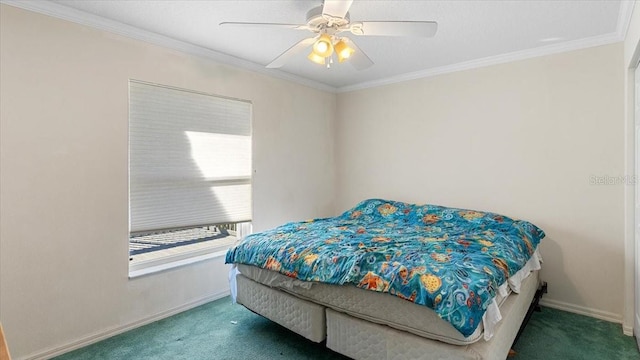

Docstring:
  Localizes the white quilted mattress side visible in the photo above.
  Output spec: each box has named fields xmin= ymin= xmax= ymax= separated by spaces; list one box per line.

xmin=236 ymin=274 xmax=326 ymax=342
xmin=326 ymin=308 xmax=482 ymax=360
xmin=238 ymin=264 xmax=483 ymax=344
xmin=326 ymin=271 xmax=540 ymax=360
xmin=237 ymin=248 xmax=541 ymax=345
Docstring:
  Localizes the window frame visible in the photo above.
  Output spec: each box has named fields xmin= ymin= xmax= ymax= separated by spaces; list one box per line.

xmin=127 ymin=80 xmax=253 ymax=277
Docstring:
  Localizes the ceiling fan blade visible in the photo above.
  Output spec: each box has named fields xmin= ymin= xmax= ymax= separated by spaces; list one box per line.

xmin=220 ymin=22 xmax=311 ymax=31
xmin=345 ymin=39 xmax=373 ymax=71
xmin=322 ymin=0 xmax=354 ymax=20
xmin=266 ymin=37 xmax=316 ymax=68
xmin=350 ymin=21 xmax=438 ymax=37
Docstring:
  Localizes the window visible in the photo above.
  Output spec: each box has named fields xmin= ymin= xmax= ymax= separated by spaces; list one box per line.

xmin=128 ymin=80 xmax=252 ymax=276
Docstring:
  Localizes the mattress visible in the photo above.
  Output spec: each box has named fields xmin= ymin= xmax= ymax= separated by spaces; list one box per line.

xmin=236 ymin=248 xmax=542 ymax=346
xmin=326 ymin=271 xmax=540 ymax=360
xmin=235 ymin=274 xmax=326 ymax=342
xmin=234 ymin=270 xmax=540 ymax=360
xmin=227 ymin=199 xmax=546 ymax=340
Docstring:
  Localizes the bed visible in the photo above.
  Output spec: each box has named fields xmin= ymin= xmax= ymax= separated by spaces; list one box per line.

xmin=226 ymin=199 xmax=546 ymax=360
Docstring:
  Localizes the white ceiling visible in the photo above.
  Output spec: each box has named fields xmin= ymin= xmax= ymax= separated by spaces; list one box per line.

xmin=8 ymin=1 xmax=632 ymax=91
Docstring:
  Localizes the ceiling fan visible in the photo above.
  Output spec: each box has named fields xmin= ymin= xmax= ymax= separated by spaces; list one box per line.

xmin=220 ymin=0 xmax=438 ymax=70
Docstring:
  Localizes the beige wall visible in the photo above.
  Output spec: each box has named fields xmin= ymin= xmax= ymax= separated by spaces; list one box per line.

xmin=0 ymin=5 xmax=336 ymax=359
xmin=336 ymin=43 xmax=626 ymax=321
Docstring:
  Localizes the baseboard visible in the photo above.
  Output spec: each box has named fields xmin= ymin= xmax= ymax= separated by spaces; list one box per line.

xmin=635 ymin=313 xmax=640 ymax=348
xmin=623 ymin=324 xmax=634 ymax=337
xmin=539 ymin=298 xmax=624 ymax=328
xmin=20 ymin=290 xmax=230 ymax=360
xmin=623 ymin=325 xmax=634 ymax=336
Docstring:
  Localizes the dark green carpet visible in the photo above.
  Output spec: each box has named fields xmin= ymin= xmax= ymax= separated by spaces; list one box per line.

xmin=511 ymin=306 xmax=638 ymax=360
xmin=54 ymin=297 xmax=638 ymax=360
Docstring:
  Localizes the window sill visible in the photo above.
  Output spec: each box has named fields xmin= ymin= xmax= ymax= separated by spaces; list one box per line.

xmin=128 ymin=236 xmax=237 ymax=279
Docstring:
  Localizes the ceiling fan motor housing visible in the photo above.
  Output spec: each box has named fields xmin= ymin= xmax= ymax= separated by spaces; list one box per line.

xmin=306 ymin=5 xmax=350 ymax=34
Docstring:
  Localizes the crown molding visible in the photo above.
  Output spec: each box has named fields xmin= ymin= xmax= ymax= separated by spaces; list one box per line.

xmin=338 ymin=31 xmax=623 ymax=93
xmin=2 ymin=0 xmax=634 ymax=95
xmin=0 ymin=0 xmax=338 ymax=93
xmin=338 ymin=1 xmax=635 ymax=93
xmin=617 ymin=0 xmax=636 ymax=39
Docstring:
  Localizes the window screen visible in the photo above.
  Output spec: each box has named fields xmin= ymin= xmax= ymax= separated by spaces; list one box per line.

xmin=129 ymin=80 xmax=252 ymax=233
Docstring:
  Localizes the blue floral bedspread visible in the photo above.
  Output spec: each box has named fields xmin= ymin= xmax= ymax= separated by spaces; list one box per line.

xmin=226 ymin=199 xmax=545 ymax=337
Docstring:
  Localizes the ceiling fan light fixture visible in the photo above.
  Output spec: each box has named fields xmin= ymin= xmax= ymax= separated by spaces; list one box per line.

xmin=307 ymin=51 xmax=326 ymax=65
xmin=222 ymin=1 xmax=437 ymax=71
xmin=334 ymin=39 xmax=355 ymax=62
xmin=312 ymin=34 xmax=334 ymax=57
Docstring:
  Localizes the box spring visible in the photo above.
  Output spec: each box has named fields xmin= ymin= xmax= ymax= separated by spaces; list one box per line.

xmin=235 ymin=270 xmax=539 ymax=360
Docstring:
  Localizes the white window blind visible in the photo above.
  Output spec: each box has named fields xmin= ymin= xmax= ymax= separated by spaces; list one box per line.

xmin=129 ymin=80 xmax=252 ymax=233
